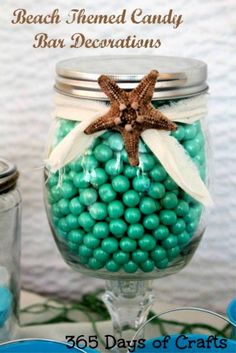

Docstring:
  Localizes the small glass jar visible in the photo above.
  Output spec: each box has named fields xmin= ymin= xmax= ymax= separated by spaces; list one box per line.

xmin=44 ymin=55 xmax=210 ymax=280
xmin=0 ymin=159 xmax=21 ymax=341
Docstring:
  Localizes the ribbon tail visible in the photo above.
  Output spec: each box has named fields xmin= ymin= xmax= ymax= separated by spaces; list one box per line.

xmin=142 ymin=130 xmax=213 ymax=207
xmin=45 ymin=118 xmax=104 ymax=172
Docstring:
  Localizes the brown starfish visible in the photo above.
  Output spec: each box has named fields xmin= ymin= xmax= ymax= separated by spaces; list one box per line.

xmin=84 ymin=70 xmax=177 ymax=166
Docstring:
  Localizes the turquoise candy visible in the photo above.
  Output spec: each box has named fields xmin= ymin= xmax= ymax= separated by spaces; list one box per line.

xmin=93 ymin=222 xmax=109 ymax=239
xmin=78 ymin=212 xmax=95 ymax=230
xmin=106 ymin=260 xmax=121 ymax=272
xmin=83 ymin=234 xmax=100 ymax=249
xmin=105 ymin=159 xmax=124 ymax=176
xmin=161 ymin=192 xmax=178 ymax=209
xmin=150 ymin=165 xmax=167 ymax=182
xmin=123 ymin=261 xmax=138 ymax=273
xmin=148 ymin=183 xmax=165 ymax=199
xmin=128 ymin=224 xmax=144 ymax=239
xmin=120 ymin=238 xmax=137 ymax=252
xmin=101 ymin=238 xmax=119 ymax=254
xmin=49 ymin=121 xmax=206 ymax=274
xmin=123 ymin=190 xmax=140 ymax=207
xmin=113 ymin=251 xmax=129 ymax=265
xmin=140 ymin=197 xmax=158 ymax=215
xmin=143 ymin=214 xmax=159 ymax=230
xmin=153 ymin=225 xmax=169 ymax=240
xmin=132 ymin=175 xmax=151 ymax=192
xmin=94 ymin=144 xmax=113 ymax=162
xmin=139 ymin=235 xmax=156 ymax=251
xmin=68 ymin=229 xmax=84 ymax=244
xmin=89 ymin=202 xmax=107 ymax=220
xmin=88 ymin=258 xmax=103 ymax=270
xmin=124 ymin=208 xmax=141 ymax=224
xmin=109 ymin=219 xmax=127 ymax=237
xmin=79 ymin=188 xmax=97 ymax=206
xmin=90 ymin=168 xmax=108 ymax=186
xmin=69 ymin=197 xmax=84 ymax=215
xmin=73 ymin=172 xmax=89 ymax=188
xmin=99 ymin=184 xmax=117 ymax=203
xmin=108 ymin=200 xmax=124 ymax=219
xmin=0 ymin=287 xmax=13 ymax=326
xmin=93 ymin=248 xmax=109 ymax=263
xmin=160 ymin=210 xmax=177 ymax=225
xmin=112 ymin=176 xmax=130 ymax=193
xmin=108 ymin=133 xmax=124 ymax=151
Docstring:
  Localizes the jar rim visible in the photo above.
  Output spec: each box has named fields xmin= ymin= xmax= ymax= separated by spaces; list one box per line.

xmin=55 ymin=55 xmax=208 ymax=100
xmin=0 ymin=158 xmax=19 ymax=194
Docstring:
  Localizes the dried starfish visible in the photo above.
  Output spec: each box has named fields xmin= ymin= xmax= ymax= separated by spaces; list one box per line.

xmin=84 ymin=70 xmax=177 ymax=166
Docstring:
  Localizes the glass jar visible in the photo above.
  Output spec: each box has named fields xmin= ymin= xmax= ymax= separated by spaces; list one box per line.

xmin=44 ymin=56 xmax=210 ymax=280
xmin=0 ymin=159 xmax=21 ymax=341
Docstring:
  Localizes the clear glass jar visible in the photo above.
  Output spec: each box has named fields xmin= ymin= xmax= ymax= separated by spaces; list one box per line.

xmin=0 ymin=159 xmax=21 ymax=341
xmin=44 ymin=56 xmax=212 ymax=343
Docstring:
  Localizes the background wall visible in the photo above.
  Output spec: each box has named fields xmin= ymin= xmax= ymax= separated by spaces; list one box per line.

xmin=0 ymin=0 xmax=235 ymax=313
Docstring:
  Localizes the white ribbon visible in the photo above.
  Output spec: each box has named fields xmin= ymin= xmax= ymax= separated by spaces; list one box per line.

xmin=45 ymin=93 xmax=212 ymax=206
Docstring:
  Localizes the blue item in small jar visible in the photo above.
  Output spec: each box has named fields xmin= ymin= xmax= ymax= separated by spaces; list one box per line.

xmin=0 ymin=287 xmax=13 ymax=327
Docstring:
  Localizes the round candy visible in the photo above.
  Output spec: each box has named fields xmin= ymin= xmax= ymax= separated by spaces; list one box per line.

xmin=128 ymin=224 xmax=144 ymax=239
xmin=89 ymin=202 xmax=107 ymax=220
xmin=68 ymin=229 xmax=84 ymax=244
xmin=139 ymin=235 xmax=156 ymax=251
xmin=99 ymin=184 xmax=117 ymax=203
xmin=167 ymin=246 xmax=180 ymax=259
xmin=184 ymin=124 xmax=197 ymax=140
xmin=184 ymin=140 xmax=199 ymax=157
xmin=48 ymin=174 xmax=58 ymax=188
xmin=120 ymin=238 xmax=137 ymax=252
xmin=140 ymin=197 xmax=157 ymax=215
xmin=83 ymin=234 xmax=100 ymax=249
xmin=78 ymin=212 xmax=95 ymax=230
xmin=141 ymin=259 xmax=155 ymax=272
xmin=113 ymin=251 xmax=129 ymax=265
xmin=94 ymin=144 xmax=113 ymax=162
xmin=121 ymin=149 xmax=129 ymax=163
xmin=106 ymin=260 xmax=120 ymax=272
xmin=171 ymin=219 xmax=186 ymax=235
xmin=160 ymin=210 xmax=177 ymax=226
xmin=69 ymin=197 xmax=84 ymax=216
xmin=186 ymin=221 xmax=198 ymax=234
xmin=162 ymin=235 xmax=178 ymax=249
xmin=132 ymin=249 xmax=148 ymax=263
xmin=68 ymin=159 xmax=82 ymax=172
xmin=139 ymin=154 xmax=156 ymax=171
xmin=93 ymin=248 xmax=109 ymax=262
xmin=156 ymin=258 xmax=169 ymax=269
xmin=101 ymin=238 xmax=119 ymax=254
xmin=50 ymin=186 xmax=61 ymax=202
xmin=123 ymin=190 xmax=140 ymax=207
xmin=124 ymin=165 xmax=138 ymax=179
xmin=73 ymin=172 xmax=89 ymax=188
xmin=78 ymin=245 xmax=93 ymax=258
xmin=153 ymin=225 xmax=169 ymax=240
xmin=143 ymin=214 xmax=159 ymax=230
xmin=109 ymin=219 xmax=127 ymax=237
xmin=175 ymin=200 xmax=189 ymax=217
xmin=88 ymin=258 xmax=103 ymax=270
xmin=139 ymin=140 xmax=149 ymax=153
xmin=58 ymin=199 xmax=70 ymax=215
xmin=133 ymin=175 xmax=151 ymax=192
xmin=52 ymin=204 xmax=62 ymax=218
xmin=124 ymin=208 xmax=141 ymax=224
xmin=90 ymin=168 xmax=108 ymax=186
xmin=148 ymin=183 xmax=165 ymax=199
xmin=171 ymin=124 xmax=185 ymax=141
xmin=112 ymin=176 xmax=130 ymax=193
xmin=151 ymin=247 xmax=167 ymax=262
xmin=105 ymin=159 xmax=124 ymax=176
xmin=81 ymin=155 xmax=98 ymax=171
xmin=93 ymin=222 xmax=109 ymax=239
xmin=108 ymin=201 xmax=124 ymax=219
xmin=57 ymin=218 xmax=70 ymax=232
xmin=178 ymin=231 xmax=190 ymax=246
xmin=161 ymin=192 xmax=178 ymax=209
xmin=67 ymin=241 xmax=78 ymax=251
xmin=66 ymin=214 xmax=79 ymax=230
xmin=164 ymin=176 xmax=178 ymax=191
xmin=108 ymin=133 xmax=124 ymax=151
xmin=123 ymin=261 xmax=138 ymax=273
xmin=79 ymin=188 xmax=97 ymax=206
xmin=150 ymin=165 xmax=167 ymax=182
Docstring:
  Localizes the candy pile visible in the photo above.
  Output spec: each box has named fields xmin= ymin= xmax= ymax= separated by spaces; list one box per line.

xmin=0 ymin=266 xmax=12 ymax=328
xmin=47 ymin=119 xmax=205 ymax=274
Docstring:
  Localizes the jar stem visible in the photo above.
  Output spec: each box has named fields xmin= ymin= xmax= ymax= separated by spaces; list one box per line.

xmin=102 ymin=280 xmax=155 ymax=352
